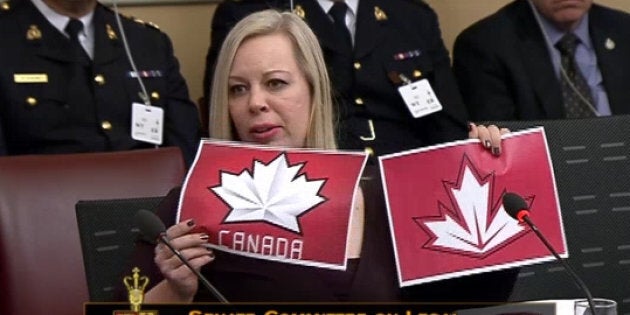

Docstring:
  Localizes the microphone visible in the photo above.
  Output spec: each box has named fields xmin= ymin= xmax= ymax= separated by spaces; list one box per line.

xmin=502 ymin=192 xmax=596 ymax=312
xmin=134 ymin=209 xmax=229 ymax=303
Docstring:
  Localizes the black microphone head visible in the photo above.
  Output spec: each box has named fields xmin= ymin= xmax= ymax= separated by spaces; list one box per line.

xmin=134 ymin=209 xmax=166 ymax=240
xmin=503 ymin=192 xmax=529 ymax=220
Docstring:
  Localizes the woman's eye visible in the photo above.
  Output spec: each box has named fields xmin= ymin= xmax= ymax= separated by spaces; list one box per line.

xmin=267 ymin=79 xmax=288 ymax=90
xmin=229 ymin=84 xmax=247 ymax=96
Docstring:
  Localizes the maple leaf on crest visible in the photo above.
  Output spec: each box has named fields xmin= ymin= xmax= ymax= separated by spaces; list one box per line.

xmin=211 ymin=153 xmax=326 ymax=234
xmin=417 ymin=156 xmax=527 ymax=257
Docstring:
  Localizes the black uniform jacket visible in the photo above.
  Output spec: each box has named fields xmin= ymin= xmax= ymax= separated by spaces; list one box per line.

xmin=0 ymin=0 xmax=200 ymax=163
xmin=203 ymin=0 xmax=468 ymax=156
xmin=453 ymin=0 xmax=630 ymax=121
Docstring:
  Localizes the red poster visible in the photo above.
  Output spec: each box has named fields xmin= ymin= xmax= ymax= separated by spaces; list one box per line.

xmin=177 ymin=140 xmax=367 ymax=270
xmin=379 ymin=128 xmax=566 ymax=286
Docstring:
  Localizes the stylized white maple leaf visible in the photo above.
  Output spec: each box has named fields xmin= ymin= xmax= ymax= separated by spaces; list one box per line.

xmin=419 ymin=157 xmax=527 ymax=257
xmin=211 ymin=153 xmax=326 ymax=233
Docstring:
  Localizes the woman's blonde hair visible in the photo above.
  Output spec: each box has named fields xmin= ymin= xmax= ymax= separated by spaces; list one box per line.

xmin=209 ymin=9 xmax=336 ymax=150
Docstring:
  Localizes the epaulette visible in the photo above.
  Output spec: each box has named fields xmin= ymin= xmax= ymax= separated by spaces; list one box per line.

xmin=102 ymin=5 xmax=161 ymax=31
xmin=132 ymin=17 xmax=160 ymax=30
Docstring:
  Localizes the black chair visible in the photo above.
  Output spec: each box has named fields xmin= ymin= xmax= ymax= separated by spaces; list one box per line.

xmin=76 ymin=196 xmax=166 ymax=301
xmin=488 ymin=115 xmax=630 ymax=315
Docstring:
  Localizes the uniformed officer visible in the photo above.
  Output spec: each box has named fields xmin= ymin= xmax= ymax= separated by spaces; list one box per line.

xmin=203 ymin=0 xmax=468 ymax=158
xmin=0 ymin=0 xmax=200 ymax=165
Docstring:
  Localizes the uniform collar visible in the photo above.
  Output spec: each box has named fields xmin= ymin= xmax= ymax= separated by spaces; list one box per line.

xmin=317 ymin=0 xmax=359 ymax=17
xmin=30 ymin=0 xmax=94 ymax=39
xmin=534 ymin=5 xmax=592 ymax=50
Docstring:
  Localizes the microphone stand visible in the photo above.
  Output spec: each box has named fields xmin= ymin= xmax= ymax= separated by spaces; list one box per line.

xmin=158 ymin=234 xmax=229 ymax=303
xmin=521 ymin=216 xmax=596 ymax=313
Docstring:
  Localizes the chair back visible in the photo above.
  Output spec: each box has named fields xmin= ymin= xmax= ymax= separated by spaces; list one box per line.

xmin=491 ymin=116 xmax=630 ymax=314
xmin=75 ymin=196 xmax=166 ymax=302
xmin=0 ymin=148 xmax=186 ymax=315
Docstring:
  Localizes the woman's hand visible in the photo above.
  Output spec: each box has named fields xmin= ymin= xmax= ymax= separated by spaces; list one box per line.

xmin=468 ymin=123 xmax=510 ymax=156
xmin=151 ymin=219 xmax=214 ymax=302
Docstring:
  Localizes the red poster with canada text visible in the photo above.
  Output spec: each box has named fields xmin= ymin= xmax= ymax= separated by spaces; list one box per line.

xmin=177 ymin=140 xmax=367 ymax=270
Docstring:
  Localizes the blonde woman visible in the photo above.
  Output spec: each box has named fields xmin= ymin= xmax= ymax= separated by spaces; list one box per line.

xmin=138 ymin=9 xmax=508 ymax=303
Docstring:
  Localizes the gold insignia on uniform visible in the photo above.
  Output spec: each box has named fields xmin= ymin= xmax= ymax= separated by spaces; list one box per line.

xmin=1 ymin=1 xmax=10 ymax=11
xmin=106 ymin=24 xmax=118 ymax=40
xmin=605 ymin=38 xmax=615 ymax=50
xmin=293 ymin=4 xmax=305 ymax=19
xmin=26 ymin=25 xmax=42 ymax=40
xmin=374 ymin=6 xmax=387 ymax=21
xmin=26 ymin=97 xmax=38 ymax=107
xmin=413 ymin=70 xmax=422 ymax=78
xmin=14 ymin=73 xmax=48 ymax=83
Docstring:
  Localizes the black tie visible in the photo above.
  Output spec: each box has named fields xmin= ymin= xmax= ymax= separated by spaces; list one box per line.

xmin=328 ymin=1 xmax=354 ymax=96
xmin=556 ymin=33 xmax=596 ymax=118
xmin=329 ymin=1 xmax=353 ymax=53
xmin=65 ymin=19 xmax=91 ymax=66
xmin=64 ymin=18 xmax=95 ymax=108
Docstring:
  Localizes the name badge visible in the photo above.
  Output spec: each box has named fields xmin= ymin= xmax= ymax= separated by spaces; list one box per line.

xmin=131 ymin=102 xmax=164 ymax=145
xmin=398 ymin=79 xmax=443 ymax=118
xmin=14 ymin=73 xmax=48 ymax=83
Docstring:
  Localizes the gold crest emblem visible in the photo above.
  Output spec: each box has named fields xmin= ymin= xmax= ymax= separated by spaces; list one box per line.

xmin=26 ymin=25 xmax=42 ymax=40
xmin=374 ymin=6 xmax=387 ymax=21
xmin=293 ymin=4 xmax=305 ymax=19
xmin=106 ymin=24 xmax=118 ymax=40
xmin=123 ymin=267 xmax=149 ymax=313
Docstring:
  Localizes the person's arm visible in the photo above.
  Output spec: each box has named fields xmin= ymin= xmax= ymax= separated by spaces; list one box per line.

xmin=416 ymin=3 xmax=469 ymax=144
xmin=452 ymin=28 xmax=519 ymax=121
xmin=159 ymin=31 xmax=201 ymax=166
xmin=202 ymin=2 xmax=237 ymax=106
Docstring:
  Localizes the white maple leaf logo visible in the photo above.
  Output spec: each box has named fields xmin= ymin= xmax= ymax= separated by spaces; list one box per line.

xmin=210 ymin=152 xmax=327 ymax=234
xmin=416 ymin=155 xmax=529 ymax=258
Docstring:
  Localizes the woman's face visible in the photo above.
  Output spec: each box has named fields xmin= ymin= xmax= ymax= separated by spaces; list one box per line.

xmin=228 ymin=33 xmax=311 ymax=148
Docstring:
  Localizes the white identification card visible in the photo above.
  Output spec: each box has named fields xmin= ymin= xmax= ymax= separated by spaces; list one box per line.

xmin=398 ymin=79 xmax=443 ymax=118
xmin=131 ymin=102 xmax=164 ymax=145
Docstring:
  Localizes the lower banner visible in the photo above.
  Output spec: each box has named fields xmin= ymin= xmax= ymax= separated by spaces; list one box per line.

xmin=84 ymin=301 xmax=557 ymax=315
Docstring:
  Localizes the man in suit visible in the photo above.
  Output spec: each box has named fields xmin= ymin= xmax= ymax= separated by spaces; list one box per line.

xmin=203 ymin=0 xmax=469 ymax=158
xmin=453 ymin=0 xmax=630 ymax=121
xmin=0 ymin=0 xmax=200 ymax=164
